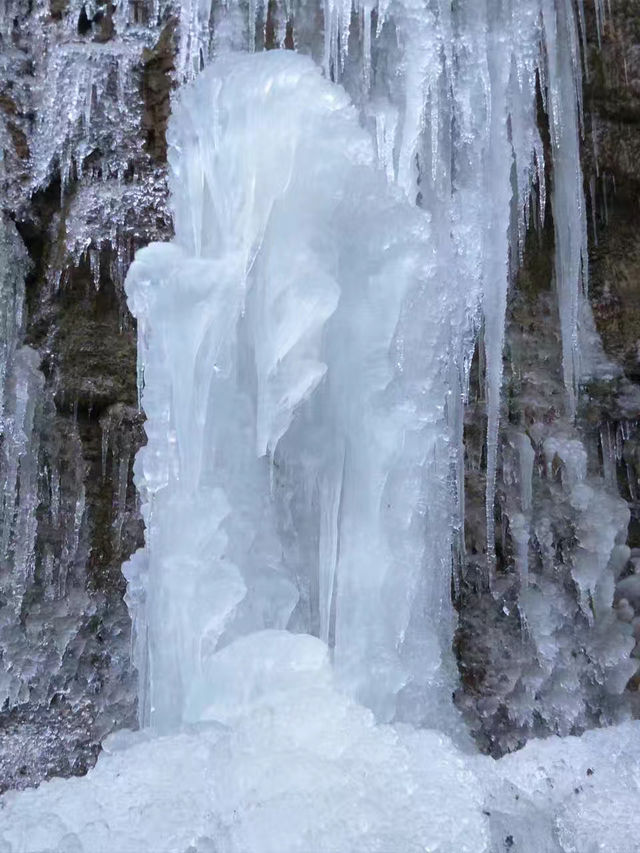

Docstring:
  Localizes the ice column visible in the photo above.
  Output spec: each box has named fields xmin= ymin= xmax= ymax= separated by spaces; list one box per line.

xmin=124 ymin=51 xmax=480 ymax=729
xmin=542 ymin=0 xmax=589 ymax=417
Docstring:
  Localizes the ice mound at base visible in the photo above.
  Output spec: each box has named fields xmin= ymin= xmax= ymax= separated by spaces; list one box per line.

xmin=2 ymin=633 xmax=640 ymax=852
xmin=0 ymin=631 xmax=487 ymax=853
xmin=484 ymin=721 xmax=640 ymax=853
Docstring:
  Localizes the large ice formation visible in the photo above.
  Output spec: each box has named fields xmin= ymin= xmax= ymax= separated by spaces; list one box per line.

xmin=125 ymin=50 xmax=469 ymax=732
xmin=2 ymin=1 xmax=640 ymax=851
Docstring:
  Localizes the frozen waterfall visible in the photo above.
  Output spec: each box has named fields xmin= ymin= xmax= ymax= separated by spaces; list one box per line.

xmin=125 ymin=50 xmax=465 ymax=732
xmin=122 ymin=0 xmax=560 ymax=733
xmin=2 ymin=1 xmax=640 ymax=852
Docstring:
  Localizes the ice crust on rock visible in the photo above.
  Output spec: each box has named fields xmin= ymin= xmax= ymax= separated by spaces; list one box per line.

xmin=0 ymin=217 xmax=44 ymax=709
xmin=485 ymin=720 xmax=640 ymax=853
xmin=476 ymin=421 xmax=638 ymax=744
xmin=0 ymin=214 xmax=135 ymax=789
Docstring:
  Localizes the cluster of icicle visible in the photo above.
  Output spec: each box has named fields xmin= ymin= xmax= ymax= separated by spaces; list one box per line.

xmin=0 ymin=0 xmax=143 ymax=728
xmin=0 ymin=0 xmax=168 ymax=298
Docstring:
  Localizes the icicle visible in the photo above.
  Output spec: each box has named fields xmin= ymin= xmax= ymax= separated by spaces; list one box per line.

xmin=511 ymin=432 xmax=535 ymax=590
xmin=90 ymin=246 xmax=101 ymax=289
xmin=362 ymin=2 xmax=372 ymax=91
xmin=112 ymin=449 xmax=130 ymax=547
xmin=2 ymin=347 xmax=44 ymax=578
xmin=101 ymin=417 xmax=111 ymax=480
xmin=517 ymin=432 xmax=535 ymax=513
xmin=136 ymin=362 xmax=144 ymax=412
xmin=448 ymin=364 xmax=468 ymax=595
xmin=543 ymin=435 xmax=587 ymax=490
xmin=511 ymin=511 xmax=530 ymax=588
xmin=482 ymin=10 xmax=513 ymax=578
xmin=318 ymin=449 xmax=345 ymax=644
xmin=600 ymin=421 xmax=617 ymax=491
xmin=50 ymin=466 xmax=60 ymax=524
xmin=594 ymin=0 xmax=603 ymax=48
xmin=59 ymin=485 xmax=86 ymax=597
xmin=323 ymin=0 xmax=353 ymax=80
xmin=589 ymin=173 xmax=598 ymax=246
xmin=541 ymin=0 xmax=588 ymax=418
xmin=577 ymin=0 xmax=588 ymax=81
xmin=371 ymin=99 xmax=398 ymax=183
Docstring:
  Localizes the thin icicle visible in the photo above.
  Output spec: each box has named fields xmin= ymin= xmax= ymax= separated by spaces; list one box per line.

xmin=541 ymin=0 xmax=588 ymax=418
xmin=318 ymin=448 xmax=345 ymax=644
xmin=101 ymin=417 xmax=111 ymax=480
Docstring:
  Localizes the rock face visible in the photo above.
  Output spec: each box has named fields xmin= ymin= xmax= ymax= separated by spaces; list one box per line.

xmin=455 ymin=3 xmax=640 ymax=755
xmin=0 ymin=0 xmax=174 ymax=790
xmin=1 ymin=0 xmax=640 ymax=790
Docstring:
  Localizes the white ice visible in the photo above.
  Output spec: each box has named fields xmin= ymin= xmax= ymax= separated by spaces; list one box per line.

xmin=2 ymin=631 xmax=640 ymax=852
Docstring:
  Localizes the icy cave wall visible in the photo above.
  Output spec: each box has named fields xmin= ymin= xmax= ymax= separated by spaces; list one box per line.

xmin=1 ymin=0 xmax=640 ymax=791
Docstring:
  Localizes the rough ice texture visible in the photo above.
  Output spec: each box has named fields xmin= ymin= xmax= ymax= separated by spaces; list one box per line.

xmin=484 ymin=719 xmax=640 ymax=853
xmin=0 ymin=632 xmax=487 ymax=853
xmin=2 ymin=31 xmax=625 ymax=850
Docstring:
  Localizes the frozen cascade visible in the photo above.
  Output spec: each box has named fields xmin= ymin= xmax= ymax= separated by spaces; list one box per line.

xmin=120 ymin=0 xmax=602 ymax=737
xmin=3 ymin=1 xmax=640 ymax=852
